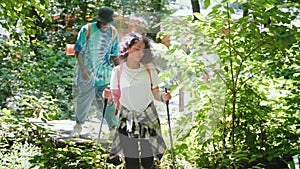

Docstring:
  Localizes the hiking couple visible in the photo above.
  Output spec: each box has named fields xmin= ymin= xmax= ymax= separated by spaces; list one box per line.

xmin=72 ymin=6 xmax=172 ymax=169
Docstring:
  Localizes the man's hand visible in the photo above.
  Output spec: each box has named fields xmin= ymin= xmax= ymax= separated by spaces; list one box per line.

xmin=111 ymin=56 xmax=120 ymax=66
xmin=81 ymin=68 xmax=91 ymax=82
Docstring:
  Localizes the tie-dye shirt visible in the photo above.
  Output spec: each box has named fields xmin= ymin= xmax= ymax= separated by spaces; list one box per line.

xmin=74 ymin=22 xmax=119 ymax=86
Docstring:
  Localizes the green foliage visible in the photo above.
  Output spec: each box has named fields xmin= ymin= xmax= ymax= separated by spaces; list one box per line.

xmin=0 ymin=108 xmax=41 ymax=168
xmin=1 ymin=0 xmax=299 ymax=168
xmin=0 ymin=108 xmax=121 ymax=168
xmin=30 ymin=141 xmax=114 ymax=168
xmin=0 ymin=142 xmax=40 ymax=169
xmin=159 ymin=0 xmax=300 ymax=168
xmin=0 ymin=0 xmax=175 ymax=168
xmin=0 ymin=41 xmax=75 ymax=120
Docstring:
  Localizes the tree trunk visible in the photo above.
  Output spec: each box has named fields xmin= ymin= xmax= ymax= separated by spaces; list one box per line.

xmin=191 ymin=0 xmax=200 ymax=21
xmin=147 ymin=0 xmax=162 ymax=41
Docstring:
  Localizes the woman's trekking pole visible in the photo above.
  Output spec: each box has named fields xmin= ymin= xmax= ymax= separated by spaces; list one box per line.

xmin=165 ymin=88 xmax=176 ymax=168
xmin=97 ymin=88 xmax=109 ymax=143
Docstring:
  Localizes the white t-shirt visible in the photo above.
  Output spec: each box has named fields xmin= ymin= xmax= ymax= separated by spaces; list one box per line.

xmin=110 ymin=62 xmax=160 ymax=112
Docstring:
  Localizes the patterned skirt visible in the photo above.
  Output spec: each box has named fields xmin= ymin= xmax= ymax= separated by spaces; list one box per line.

xmin=110 ymin=102 xmax=166 ymax=159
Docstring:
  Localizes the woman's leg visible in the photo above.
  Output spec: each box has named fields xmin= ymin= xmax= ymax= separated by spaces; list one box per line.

xmin=140 ymin=139 xmax=154 ymax=169
xmin=119 ymin=128 xmax=140 ymax=168
xmin=140 ymin=156 xmax=154 ymax=169
xmin=124 ymin=157 xmax=139 ymax=169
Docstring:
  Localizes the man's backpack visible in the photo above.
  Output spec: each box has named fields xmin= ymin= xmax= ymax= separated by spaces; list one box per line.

xmin=66 ymin=23 xmax=117 ymax=56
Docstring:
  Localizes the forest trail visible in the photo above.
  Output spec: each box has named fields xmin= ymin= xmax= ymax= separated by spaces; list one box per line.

xmin=28 ymin=94 xmax=181 ymax=145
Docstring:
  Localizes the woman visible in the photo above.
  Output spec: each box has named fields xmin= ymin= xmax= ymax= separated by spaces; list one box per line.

xmin=104 ymin=32 xmax=172 ymax=169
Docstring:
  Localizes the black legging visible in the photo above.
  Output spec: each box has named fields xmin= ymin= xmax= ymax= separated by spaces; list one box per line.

xmin=119 ymin=127 xmax=154 ymax=169
xmin=124 ymin=154 xmax=153 ymax=169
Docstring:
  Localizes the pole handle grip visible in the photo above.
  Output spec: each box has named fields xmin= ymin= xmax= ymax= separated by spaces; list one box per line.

xmin=164 ymin=88 xmax=169 ymax=105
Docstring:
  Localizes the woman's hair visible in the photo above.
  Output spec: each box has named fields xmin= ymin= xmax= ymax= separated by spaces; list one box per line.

xmin=119 ymin=32 xmax=153 ymax=64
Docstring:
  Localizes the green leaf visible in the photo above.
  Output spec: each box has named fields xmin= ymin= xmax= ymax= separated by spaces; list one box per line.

xmin=204 ymin=0 xmax=210 ymax=9
xmin=2 ymin=108 xmax=11 ymax=116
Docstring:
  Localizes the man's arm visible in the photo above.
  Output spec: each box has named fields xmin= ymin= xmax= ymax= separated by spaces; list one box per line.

xmin=74 ymin=24 xmax=91 ymax=82
xmin=110 ymin=30 xmax=120 ymax=66
xmin=76 ymin=51 xmax=91 ymax=82
xmin=110 ymin=56 xmax=120 ymax=66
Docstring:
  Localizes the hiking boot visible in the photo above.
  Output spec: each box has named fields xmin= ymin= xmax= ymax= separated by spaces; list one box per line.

xmin=70 ymin=123 xmax=82 ymax=137
xmin=106 ymin=154 xmax=122 ymax=166
xmin=98 ymin=132 xmax=113 ymax=144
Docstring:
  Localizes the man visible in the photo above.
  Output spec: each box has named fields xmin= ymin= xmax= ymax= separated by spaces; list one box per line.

xmin=71 ymin=6 xmax=120 ymax=137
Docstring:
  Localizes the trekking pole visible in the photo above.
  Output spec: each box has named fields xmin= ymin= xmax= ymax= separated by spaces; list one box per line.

xmin=165 ymin=88 xmax=176 ymax=169
xmin=97 ymin=87 xmax=109 ymax=143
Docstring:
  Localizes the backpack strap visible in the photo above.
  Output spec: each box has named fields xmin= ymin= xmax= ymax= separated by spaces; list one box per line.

xmin=86 ymin=23 xmax=91 ymax=40
xmin=144 ymin=64 xmax=153 ymax=89
xmin=114 ymin=64 xmax=123 ymax=115
xmin=87 ymin=24 xmax=114 ymax=41
xmin=114 ymin=63 xmax=153 ymax=115
xmin=111 ymin=25 xmax=117 ymax=41
xmin=69 ymin=23 xmax=91 ymax=57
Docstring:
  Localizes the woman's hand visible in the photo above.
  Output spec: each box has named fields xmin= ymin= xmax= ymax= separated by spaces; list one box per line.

xmin=152 ymin=88 xmax=172 ymax=103
xmin=102 ymin=88 xmax=113 ymax=102
xmin=161 ymin=91 xmax=172 ymax=102
xmin=202 ymin=73 xmax=210 ymax=83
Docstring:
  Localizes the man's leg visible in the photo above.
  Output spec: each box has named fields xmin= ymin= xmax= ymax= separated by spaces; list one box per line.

xmin=95 ymin=85 xmax=118 ymax=130
xmin=105 ymin=103 xmax=118 ymax=130
xmin=75 ymin=85 xmax=96 ymax=124
xmin=71 ymin=85 xmax=95 ymax=136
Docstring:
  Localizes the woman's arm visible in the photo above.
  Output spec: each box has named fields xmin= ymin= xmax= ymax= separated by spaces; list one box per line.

xmin=152 ymin=87 xmax=172 ymax=102
xmin=111 ymin=89 xmax=119 ymax=103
